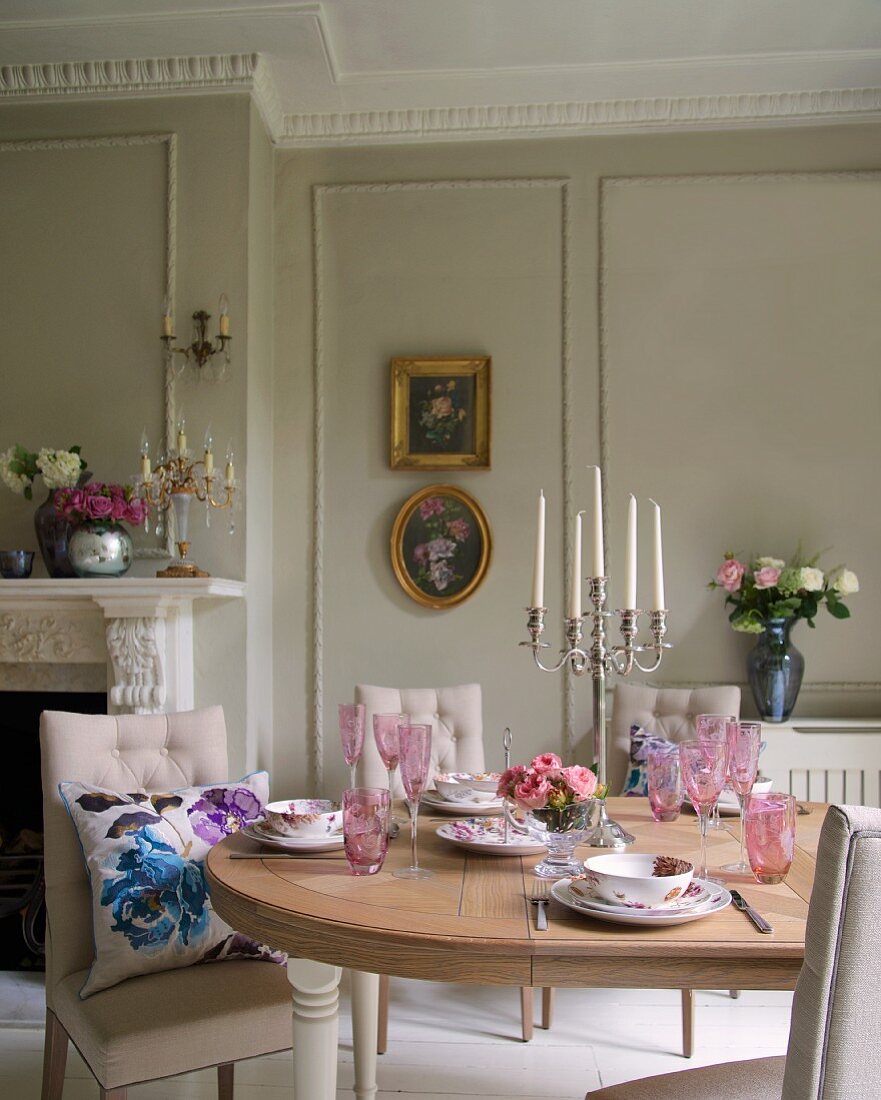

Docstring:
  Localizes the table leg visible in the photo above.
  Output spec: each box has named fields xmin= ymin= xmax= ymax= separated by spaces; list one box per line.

xmin=351 ymin=969 xmax=379 ymax=1100
xmin=287 ymin=958 xmax=342 ymax=1100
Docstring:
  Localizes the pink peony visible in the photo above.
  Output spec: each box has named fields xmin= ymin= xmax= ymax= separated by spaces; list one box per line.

xmin=87 ymin=494 xmax=113 ymax=519
xmin=514 ymin=775 xmax=553 ymax=810
xmin=754 ymin=566 xmax=781 ymax=589
xmin=531 ymin=752 xmax=563 ymax=778
xmin=413 ymin=543 xmax=429 ymax=565
xmin=419 ymin=497 xmax=445 ymax=520
xmin=561 ymin=765 xmax=598 ymax=801
xmin=431 ymin=396 xmax=453 ymax=418
xmin=715 ymin=558 xmax=746 ymax=593
xmin=496 ymin=764 xmax=527 ymax=799
xmin=447 ymin=517 xmax=470 ymax=543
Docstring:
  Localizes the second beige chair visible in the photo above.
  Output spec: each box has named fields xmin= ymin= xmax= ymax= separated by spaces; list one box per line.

xmin=355 ymin=682 xmax=550 ymax=1045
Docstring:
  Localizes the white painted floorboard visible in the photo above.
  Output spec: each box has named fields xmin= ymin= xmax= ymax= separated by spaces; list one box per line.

xmin=0 ymin=973 xmax=793 ymax=1098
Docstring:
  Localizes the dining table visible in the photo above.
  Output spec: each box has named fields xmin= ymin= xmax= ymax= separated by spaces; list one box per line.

xmin=206 ymin=795 xmax=824 ymax=1100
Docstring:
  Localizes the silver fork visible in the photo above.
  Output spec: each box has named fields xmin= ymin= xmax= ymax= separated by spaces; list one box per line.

xmin=529 ymin=879 xmax=551 ymax=931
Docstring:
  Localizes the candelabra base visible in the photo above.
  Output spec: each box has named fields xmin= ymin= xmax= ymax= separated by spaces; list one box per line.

xmin=156 ymin=561 xmax=210 ymax=579
xmin=583 ymin=803 xmax=635 ymax=848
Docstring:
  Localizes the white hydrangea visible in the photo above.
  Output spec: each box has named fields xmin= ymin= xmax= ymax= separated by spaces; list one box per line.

xmin=755 ymin=556 xmax=785 ymax=570
xmin=831 ymin=568 xmax=859 ymax=596
xmin=800 ymin=567 xmax=825 ymax=592
xmin=36 ymin=448 xmax=81 ymax=490
xmin=0 ymin=447 xmax=31 ymax=495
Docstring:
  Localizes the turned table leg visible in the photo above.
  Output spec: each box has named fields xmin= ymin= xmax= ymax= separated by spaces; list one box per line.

xmin=351 ymin=970 xmax=380 ymax=1100
xmin=287 ymin=958 xmax=342 ymax=1100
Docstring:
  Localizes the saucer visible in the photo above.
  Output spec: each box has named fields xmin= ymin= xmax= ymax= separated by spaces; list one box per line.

xmin=552 ymin=878 xmax=731 ymax=927
xmin=422 ymin=792 xmax=503 ymax=816
xmin=436 ymin=817 xmax=546 ymax=856
xmin=242 ymin=821 xmax=345 ymax=852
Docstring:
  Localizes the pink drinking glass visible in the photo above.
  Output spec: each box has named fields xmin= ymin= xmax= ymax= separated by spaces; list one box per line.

xmin=373 ymin=712 xmax=406 ymax=836
xmin=343 ymin=787 xmax=391 ymax=876
xmin=721 ymin=721 xmax=762 ymax=874
xmin=679 ymin=739 xmax=729 ymax=882
xmin=745 ymin=791 xmax=796 ymax=884
xmin=696 ymin=713 xmax=736 ymax=831
xmin=646 ymin=748 xmax=684 ymax=822
xmin=393 ymin=722 xmax=433 ymax=881
xmin=338 ymin=703 xmax=365 ymax=789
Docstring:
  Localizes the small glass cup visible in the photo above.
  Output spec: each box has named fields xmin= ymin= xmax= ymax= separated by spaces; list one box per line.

xmin=745 ymin=791 xmax=796 ymax=884
xmin=646 ymin=748 xmax=684 ymax=822
xmin=342 ymin=787 xmax=391 ymax=876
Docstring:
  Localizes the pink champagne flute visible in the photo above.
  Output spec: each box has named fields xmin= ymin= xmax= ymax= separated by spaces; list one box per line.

xmin=338 ymin=703 xmax=365 ymax=790
xmin=373 ymin=712 xmax=406 ymax=835
xmin=745 ymin=792 xmax=796 ymax=884
xmin=696 ymin=713 xmax=736 ymax=830
xmin=721 ymin=721 xmax=762 ymax=874
xmin=393 ymin=722 xmax=433 ymax=881
xmin=679 ymin=739 xmax=729 ymax=882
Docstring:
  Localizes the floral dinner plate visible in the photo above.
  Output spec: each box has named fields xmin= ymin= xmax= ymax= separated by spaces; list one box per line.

xmin=435 ymin=817 xmax=547 ymax=856
xmin=569 ymin=876 xmax=718 ymax=914
xmin=241 ymin=821 xmax=345 ymax=852
xmin=551 ymin=878 xmax=731 ymax=927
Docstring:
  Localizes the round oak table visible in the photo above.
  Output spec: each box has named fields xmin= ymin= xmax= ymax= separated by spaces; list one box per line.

xmin=206 ymin=797 xmax=817 ymax=1099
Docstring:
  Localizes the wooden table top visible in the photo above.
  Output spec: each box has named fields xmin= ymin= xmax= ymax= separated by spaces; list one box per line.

xmin=206 ymin=797 xmax=825 ymax=990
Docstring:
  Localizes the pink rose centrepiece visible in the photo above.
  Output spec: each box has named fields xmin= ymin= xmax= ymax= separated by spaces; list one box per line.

xmin=87 ymin=494 xmax=113 ymax=519
xmin=561 ymin=765 xmax=598 ymax=801
xmin=715 ymin=558 xmax=746 ymax=593
xmin=753 ymin=566 xmax=781 ymax=589
xmin=531 ymin=752 xmax=563 ymax=778
xmin=514 ymin=775 xmax=553 ymax=810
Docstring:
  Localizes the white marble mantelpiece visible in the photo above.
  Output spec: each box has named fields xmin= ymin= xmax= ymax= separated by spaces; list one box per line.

xmin=0 ymin=578 xmax=245 ymax=715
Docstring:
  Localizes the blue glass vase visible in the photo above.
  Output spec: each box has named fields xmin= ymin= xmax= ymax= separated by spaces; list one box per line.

xmin=747 ymin=617 xmax=804 ymax=723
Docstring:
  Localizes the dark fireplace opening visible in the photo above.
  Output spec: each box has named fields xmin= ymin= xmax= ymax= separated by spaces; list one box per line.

xmin=0 ymin=691 xmax=106 ymax=970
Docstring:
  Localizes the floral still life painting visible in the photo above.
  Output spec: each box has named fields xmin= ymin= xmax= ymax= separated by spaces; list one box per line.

xmin=390 ymin=356 xmax=490 ymax=470
xmin=391 ymin=485 xmax=491 ymax=608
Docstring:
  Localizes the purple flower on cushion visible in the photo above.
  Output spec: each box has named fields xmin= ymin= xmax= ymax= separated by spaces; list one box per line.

xmin=187 ymin=786 xmax=263 ymax=846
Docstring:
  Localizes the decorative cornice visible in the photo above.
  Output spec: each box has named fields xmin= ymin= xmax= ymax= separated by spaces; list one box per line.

xmin=0 ymin=53 xmax=257 ymax=101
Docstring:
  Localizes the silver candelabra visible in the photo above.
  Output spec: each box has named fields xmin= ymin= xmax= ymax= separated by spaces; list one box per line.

xmin=521 ymin=576 xmax=672 ymax=848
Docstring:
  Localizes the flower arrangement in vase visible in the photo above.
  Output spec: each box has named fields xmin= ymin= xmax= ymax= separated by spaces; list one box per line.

xmin=55 ymin=483 xmax=149 ymax=578
xmin=710 ymin=551 xmax=859 ymax=721
xmin=0 ymin=443 xmax=89 ymax=576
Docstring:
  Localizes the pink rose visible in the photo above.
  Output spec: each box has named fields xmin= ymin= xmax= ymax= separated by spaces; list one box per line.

xmin=531 ymin=752 xmax=563 ymax=778
xmin=514 ymin=775 xmax=552 ymax=810
xmin=447 ymin=517 xmax=470 ymax=543
xmin=126 ymin=499 xmax=147 ymax=525
xmin=419 ymin=497 xmax=445 ymax=520
xmin=431 ymin=396 xmax=453 ymax=418
xmin=413 ymin=543 xmax=429 ymax=565
xmin=496 ymin=764 xmax=527 ymax=798
xmin=110 ymin=495 xmax=128 ymax=521
xmin=715 ymin=558 xmax=746 ymax=593
xmin=561 ymin=765 xmax=598 ymax=801
xmin=753 ymin=566 xmax=781 ymax=589
xmin=87 ymin=494 xmax=113 ymax=519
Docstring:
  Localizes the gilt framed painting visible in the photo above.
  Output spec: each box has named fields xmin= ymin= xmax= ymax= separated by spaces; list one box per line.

xmin=390 ymin=485 xmax=492 ymax=609
xmin=390 ymin=356 xmax=491 ymax=470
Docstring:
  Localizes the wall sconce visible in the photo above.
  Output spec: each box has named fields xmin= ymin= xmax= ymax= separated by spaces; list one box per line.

xmin=161 ymin=294 xmax=230 ymax=381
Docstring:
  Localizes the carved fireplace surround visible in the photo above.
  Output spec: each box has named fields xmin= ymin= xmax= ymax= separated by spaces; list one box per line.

xmin=0 ymin=578 xmax=245 ymax=714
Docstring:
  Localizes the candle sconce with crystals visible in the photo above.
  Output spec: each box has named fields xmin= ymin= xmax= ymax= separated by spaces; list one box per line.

xmin=135 ymin=422 xmax=240 ymax=579
xmin=161 ymin=294 xmax=231 ymax=382
xmin=522 ymin=476 xmax=672 ymax=849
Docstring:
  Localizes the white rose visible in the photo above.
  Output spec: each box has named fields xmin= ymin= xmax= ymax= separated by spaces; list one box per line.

xmin=800 ymin=567 xmax=824 ymax=592
xmin=755 ymin=556 xmax=785 ymax=571
xmin=0 ymin=447 xmax=30 ymax=495
xmin=832 ymin=569 xmax=859 ymax=596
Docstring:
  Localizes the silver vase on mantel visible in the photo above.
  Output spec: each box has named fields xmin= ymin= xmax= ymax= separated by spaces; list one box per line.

xmin=68 ymin=520 xmax=134 ymax=578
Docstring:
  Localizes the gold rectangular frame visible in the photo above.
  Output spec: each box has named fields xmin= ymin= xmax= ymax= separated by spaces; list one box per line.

xmin=390 ymin=356 xmax=491 ymax=470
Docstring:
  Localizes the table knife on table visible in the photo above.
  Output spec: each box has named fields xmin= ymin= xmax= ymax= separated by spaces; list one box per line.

xmin=730 ymin=889 xmax=773 ymax=934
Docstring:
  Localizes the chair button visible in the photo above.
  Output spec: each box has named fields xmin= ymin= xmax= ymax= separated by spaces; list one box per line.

xmin=111 ymin=748 xmax=120 ymax=758
xmin=160 ymin=747 xmax=169 ymax=757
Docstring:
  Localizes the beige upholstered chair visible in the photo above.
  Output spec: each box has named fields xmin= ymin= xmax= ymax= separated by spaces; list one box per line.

xmin=566 ymin=682 xmax=742 ymax=1057
xmin=586 ymin=803 xmax=881 ymax=1098
xmin=39 ymin=706 xmax=292 ymax=1100
xmin=355 ymin=683 xmax=550 ymax=1044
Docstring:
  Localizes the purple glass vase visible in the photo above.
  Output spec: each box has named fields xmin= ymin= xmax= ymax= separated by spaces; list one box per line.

xmin=33 ymin=470 xmax=91 ymax=578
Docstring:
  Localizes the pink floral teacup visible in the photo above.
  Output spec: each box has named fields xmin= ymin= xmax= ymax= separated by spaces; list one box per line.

xmin=264 ymin=799 xmax=342 ymax=838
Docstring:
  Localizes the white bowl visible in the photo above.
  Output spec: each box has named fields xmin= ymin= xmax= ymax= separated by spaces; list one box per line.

xmin=263 ymin=799 xmax=342 ymax=838
xmin=434 ymin=773 xmax=500 ymax=803
xmin=575 ymin=853 xmax=694 ymax=908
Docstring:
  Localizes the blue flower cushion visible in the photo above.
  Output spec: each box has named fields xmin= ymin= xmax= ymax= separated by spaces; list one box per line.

xmin=60 ymin=771 xmax=285 ymax=998
xmin=620 ymin=724 xmax=677 ymax=796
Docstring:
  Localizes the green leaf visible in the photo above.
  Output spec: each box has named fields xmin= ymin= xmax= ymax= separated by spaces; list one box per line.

xmin=828 ymin=601 xmax=850 ymax=619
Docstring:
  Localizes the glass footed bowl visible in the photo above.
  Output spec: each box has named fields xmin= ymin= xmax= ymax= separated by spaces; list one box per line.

xmin=503 ymin=800 xmax=595 ymax=879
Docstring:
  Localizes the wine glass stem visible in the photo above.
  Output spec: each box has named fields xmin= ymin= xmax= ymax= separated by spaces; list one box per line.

xmin=409 ymin=799 xmax=419 ymax=871
xmin=698 ymin=808 xmax=709 ymax=880
xmin=349 ymin=762 xmax=357 ymax=790
xmin=387 ymin=768 xmax=395 ymax=834
xmin=738 ymin=792 xmax=746 ymax=866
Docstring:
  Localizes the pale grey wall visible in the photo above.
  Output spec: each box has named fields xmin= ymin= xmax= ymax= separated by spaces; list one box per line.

xmin=274 ymin=125 xmax=881 ymax=797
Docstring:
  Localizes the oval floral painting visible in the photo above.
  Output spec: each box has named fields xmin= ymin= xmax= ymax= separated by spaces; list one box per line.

xmin=391 ymin=485 xmax=491 ymax=609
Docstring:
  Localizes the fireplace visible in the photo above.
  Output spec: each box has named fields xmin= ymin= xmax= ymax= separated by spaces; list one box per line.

xmin=0 ymin=691 xmax=106 ymax=970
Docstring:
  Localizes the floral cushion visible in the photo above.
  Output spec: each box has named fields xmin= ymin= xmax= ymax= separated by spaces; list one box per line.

xmin=60 ymin=771 xmax=284 ymax=998
xmin=620 ymin=724 xmax=677 ymax=796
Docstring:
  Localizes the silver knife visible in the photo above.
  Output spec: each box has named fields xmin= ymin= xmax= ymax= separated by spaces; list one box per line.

xmin=730 ymin=889 xmax=773 ymax=934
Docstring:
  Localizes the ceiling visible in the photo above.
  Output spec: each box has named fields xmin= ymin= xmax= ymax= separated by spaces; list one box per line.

xmin=2 ymin=1 xmax=881 ymax=145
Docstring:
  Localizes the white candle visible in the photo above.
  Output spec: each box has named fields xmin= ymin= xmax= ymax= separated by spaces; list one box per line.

xmin=649 ymin=498 xmax=666 ymax=609
xmin=568 ymin=510 xmax=584 ymax=619
xmin=161 ymin=296 xmax=173 ymax=337
xmin=218 ymin=293 xmax=230 ymax=337
xmin=140 ymin=455 xmax=151 ymax=480
xmin=625 ymin=493 xmax=637 ymax=609
xmin=589 ymin=465 xmax=605 ymax=577
xmin=531 ymin=489 xmax=546 ymax=607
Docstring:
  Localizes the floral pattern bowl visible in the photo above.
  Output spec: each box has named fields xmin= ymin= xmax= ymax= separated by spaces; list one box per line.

xmin=264 ymin=799 xmax=342 ymax=838
xmin=434 ymin=772 xmax=501 ymax=803
xmin=575 ymin=853 xmax=694 ymax=909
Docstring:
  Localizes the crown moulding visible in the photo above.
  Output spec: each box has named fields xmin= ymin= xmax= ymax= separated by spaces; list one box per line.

xmin=1 ymin=52 xmax=881 ymax=145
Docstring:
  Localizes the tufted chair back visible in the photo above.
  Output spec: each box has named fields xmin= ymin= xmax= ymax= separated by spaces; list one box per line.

xmin=39 ymin=706 xmax=229 ymax=1006
xmin=602 ymin=683 xmax=741 ymax=794
xmin=355 ymin=684 xmax=484 ymax=798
